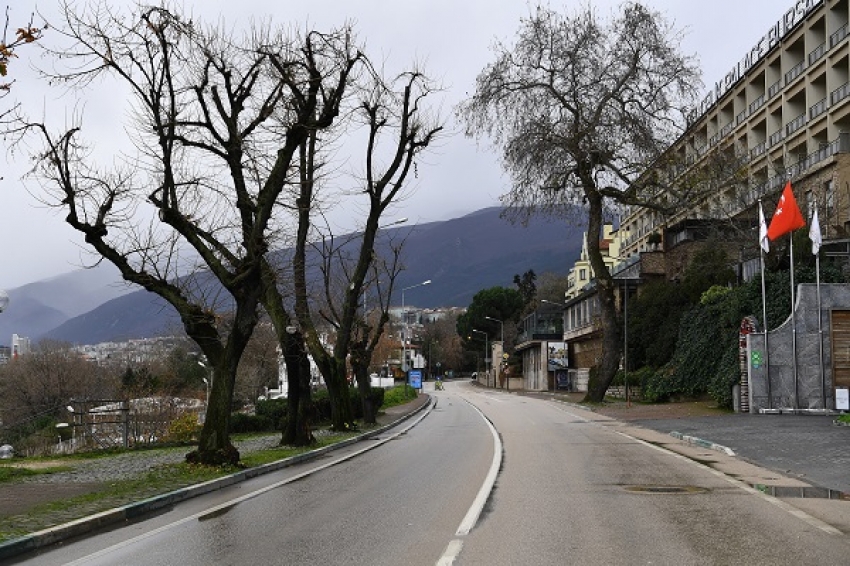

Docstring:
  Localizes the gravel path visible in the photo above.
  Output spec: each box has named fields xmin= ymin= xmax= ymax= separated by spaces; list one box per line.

xmin=19 ymin=435 xmax=282 ymax=484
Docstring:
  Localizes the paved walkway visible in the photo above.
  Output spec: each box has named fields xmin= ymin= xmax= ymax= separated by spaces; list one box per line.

xmin=635 ymin=413 xmax=850 ymax=494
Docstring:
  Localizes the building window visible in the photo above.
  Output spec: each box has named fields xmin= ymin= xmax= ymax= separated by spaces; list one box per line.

xmin=579 ymin=269 xmax=587 ymax=281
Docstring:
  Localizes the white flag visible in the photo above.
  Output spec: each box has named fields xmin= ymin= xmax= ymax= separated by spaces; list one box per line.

xmin=759 ymin=202 xmax=770 ymax=254
xmin=810 ymin=208 xmax=822 ymax=255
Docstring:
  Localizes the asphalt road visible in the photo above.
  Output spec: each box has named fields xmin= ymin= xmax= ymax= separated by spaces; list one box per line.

xmin=454 ymin=385 xmax=850 ymax=565
xmin=11 ymin=382 xmax=850 ymax=565
xmin=12 ymin=389 xmax=494 ymax=566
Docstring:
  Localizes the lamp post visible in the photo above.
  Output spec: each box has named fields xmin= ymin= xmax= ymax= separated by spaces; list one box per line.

xmin=197 ymin=361 xmax=212 ymax=415
xmin=401 ymin=279 xmax=431 ymax=373
xmin=400 ymin=279 xmax=431 ymax=398
xmin=471 ymin=328 xmax=489 ymax=387
xmin=485 ymin=316 xmax=505 ymax=390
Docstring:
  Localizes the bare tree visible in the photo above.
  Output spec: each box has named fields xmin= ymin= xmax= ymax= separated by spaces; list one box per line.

xmin=0 ymin=340 xmax=117 ymax=430
xmin=458 ymin=3 xmax=701 ymax=402
xmin=291 ymin=68 xmax=443 ymax=430
xmin=8 ymin=2 xmax=362 ymax=464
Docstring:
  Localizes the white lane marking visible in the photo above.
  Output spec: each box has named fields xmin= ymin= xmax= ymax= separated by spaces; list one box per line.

xmin=65 ymin=403 xmax=435 ymax=565
xmin=436 ymin=396 xmax=502 ymax=566
xmin=612 ymin=429 xmax=842 ymax=535
xmin=436 ymin=539 xmax=464 ymax=566
xmin=454 ymin=398 xmax=502 ymax=536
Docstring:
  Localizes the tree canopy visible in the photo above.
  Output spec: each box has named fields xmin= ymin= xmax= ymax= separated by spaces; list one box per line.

xmin=459 ymin=3 xmax=701 ymax=401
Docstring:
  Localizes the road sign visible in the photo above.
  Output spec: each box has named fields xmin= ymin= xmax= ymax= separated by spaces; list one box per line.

xmin=408 ymin=369 xmax=422 ymax=389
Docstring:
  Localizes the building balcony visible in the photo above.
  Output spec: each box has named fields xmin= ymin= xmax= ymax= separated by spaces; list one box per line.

xmin=808 ymin=42 xmax=826 ymax=65
xmin=768 ymin=129 xmax=785 ymax=147
xmin=749 ymin=94 xmax=765 ymax=115
xmin=831 ymin=81 xmax=850 ymax=106
xmin=768 ymin=79 xmax=783 ymax=99
xmin=784 ymin=60 xmax=806 ymax=84
xmin=809 ymin=97 xmax=828 ymax=120
xmin=785 ymin=112 xmax=807 ymax=136
xmin=830 ymin=23 xmax=849 ymax=48
xmin=750 ymin=141 xmax=767 ymax=159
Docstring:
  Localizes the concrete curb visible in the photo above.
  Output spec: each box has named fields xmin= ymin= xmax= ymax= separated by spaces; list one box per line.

xmin=669 ymin=431 xmax=736 ymax=456
xmin=0 ymin=396 xmax=433 ymax=561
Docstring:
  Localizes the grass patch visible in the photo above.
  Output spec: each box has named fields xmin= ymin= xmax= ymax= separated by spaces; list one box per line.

xmin=239 ymin=431 xmax=360 ymax=467
xmin=0 ymin=463 xmax=75 ymax=482
xmin=381 ymin=385 xmax=419 ymax=409
xmin=836 ymin=414 xmax=850 ymax=424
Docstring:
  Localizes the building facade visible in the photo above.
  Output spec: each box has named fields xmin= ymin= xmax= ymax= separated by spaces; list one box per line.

xmin=622 ymin=0 xmax=850 ymax=263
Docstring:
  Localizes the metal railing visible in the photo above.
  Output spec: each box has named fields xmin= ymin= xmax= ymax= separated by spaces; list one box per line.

xmin=785 ymin=112 xmax=807 ymax=136
xmin=830 ymin=23 xmax=849 ymax=48
xmin=749 ymin=94 xmax=766 ymax=114
xmin=784 ymin=60 xmax=806 ymax=84
xmin=808 ymin=42 xmax=826 ymax=65
xmin=831 ymin=81 xmax=850 ymax=105
xmin=810 ymin=97 xmax=828 ymax=120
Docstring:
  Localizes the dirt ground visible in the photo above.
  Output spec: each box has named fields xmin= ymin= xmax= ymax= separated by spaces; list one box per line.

xmin=0 ymin=483 xmax=104 ymax=518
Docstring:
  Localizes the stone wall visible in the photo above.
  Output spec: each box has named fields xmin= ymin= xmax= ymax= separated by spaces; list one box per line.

xmin=748 ymin=283 xmax=850 ymax=412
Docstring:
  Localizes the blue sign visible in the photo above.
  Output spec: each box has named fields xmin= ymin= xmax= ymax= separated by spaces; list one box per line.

xmin=408 ymin=370 xmax=422 ymax=389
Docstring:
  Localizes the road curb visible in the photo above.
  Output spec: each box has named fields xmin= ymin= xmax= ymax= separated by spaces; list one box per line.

xmin=0 ymin=395 xmax=432 ymax=561
xmin=669 ymin=431 xmax=736 ymax=456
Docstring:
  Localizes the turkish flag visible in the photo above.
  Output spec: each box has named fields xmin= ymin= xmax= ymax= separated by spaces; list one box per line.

xmin=767 ymin=182 xmax=806 ymax=240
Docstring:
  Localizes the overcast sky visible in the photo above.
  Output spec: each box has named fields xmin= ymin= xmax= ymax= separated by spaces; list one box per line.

xmin=0 ymin=0 xmax=794 ymax=290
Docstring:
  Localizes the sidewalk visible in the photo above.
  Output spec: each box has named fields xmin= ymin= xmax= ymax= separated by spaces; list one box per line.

xmin=541 ymin=391 xmax=850 ymax=493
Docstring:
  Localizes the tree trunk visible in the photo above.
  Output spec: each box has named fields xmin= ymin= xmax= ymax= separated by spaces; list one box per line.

xmin=582 ymin=189 xmax=623 ymax=403
xmin=324 ymin=359 xmax=354 ymax=430
xmin=188 ymin=362 xmax=240 ymax=466
xmin=282 ymin=341 xmax=314 ymax=446
xmin=351 ymin=344 xmax=377 ymax=424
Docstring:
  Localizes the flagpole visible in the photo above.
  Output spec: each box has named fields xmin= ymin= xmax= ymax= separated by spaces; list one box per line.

xmin=767 ymin=181 xmax=806 ymax=412
xmin=812 ymin=206 xmax=825 ymax=408
xmin=761 ymin=248 xmax=771 ymax=407
xmin=816 ymin=247 xmax=824 ymax=408
xmin=759 ymin=200 xmax=771 ymax=409
xmin=790 ymin=235 xmax=799 ymax=411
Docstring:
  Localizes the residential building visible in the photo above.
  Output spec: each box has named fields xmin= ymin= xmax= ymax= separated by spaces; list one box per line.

xmin=565 ymin=224 xmax=625 ymax=299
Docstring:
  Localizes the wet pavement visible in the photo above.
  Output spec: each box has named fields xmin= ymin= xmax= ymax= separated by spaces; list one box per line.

xmin=634 ymin=413 xmax=850 ymax=494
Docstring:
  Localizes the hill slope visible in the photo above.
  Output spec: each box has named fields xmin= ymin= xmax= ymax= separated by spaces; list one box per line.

xmin=36 ymin=207 xmax=584 ymax=344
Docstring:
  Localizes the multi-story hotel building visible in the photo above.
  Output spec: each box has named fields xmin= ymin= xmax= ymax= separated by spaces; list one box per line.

xmin=557 ymin=0 xmax=850 ymax=395
xmin=620 ymin=0 xmax=850 ymax=270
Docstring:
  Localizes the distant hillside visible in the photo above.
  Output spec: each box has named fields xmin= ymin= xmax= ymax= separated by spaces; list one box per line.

xmin=39 ymin=207 xmax=585 ymax=344
xmin=0 ymin=263 xmax=133 ymax=346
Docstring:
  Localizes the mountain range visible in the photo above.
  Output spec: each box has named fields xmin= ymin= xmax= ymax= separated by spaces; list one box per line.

xmin=0 ymin=207 xmax=585 ymax=346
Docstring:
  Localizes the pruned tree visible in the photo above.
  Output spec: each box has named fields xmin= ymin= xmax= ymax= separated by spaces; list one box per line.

xmin=458 ymin=3 xmax=701 ymax=402
xmin=348 ymin=240 xmax=405 ymax=423
xmin=291 ymin=68 xmax=443 ymax=431
xmin=8 ymin=2 xmax=362 ymax=464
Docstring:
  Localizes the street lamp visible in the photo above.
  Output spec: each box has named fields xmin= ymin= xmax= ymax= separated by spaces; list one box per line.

xmin=471 ymin=328 xmax=489 ymax=386
xmin=401 ymin=279 xmax=431 ymax=373
xmin=197 ymin=361 xmax=211 ymax=412
xmin=485 ymin=316 xmax=505 ymax=390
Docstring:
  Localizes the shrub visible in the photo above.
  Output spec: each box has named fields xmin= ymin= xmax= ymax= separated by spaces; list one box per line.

xmin=229 ymin=413 xmax=274 ymax=434
xmin=256 ymin=399 xmax=288 ymax=430
xmin=164 ymin=412 xmax=201 ymax=443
